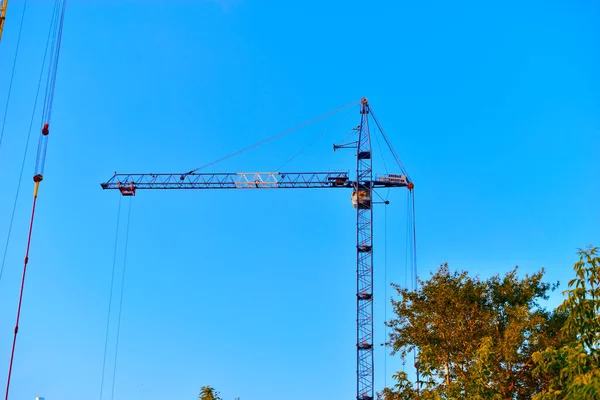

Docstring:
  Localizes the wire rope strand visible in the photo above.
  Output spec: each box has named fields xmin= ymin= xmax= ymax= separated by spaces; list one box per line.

xmin=0 ymin=9 xmax=55 ymax=284
xmin=38 ymin=0 xmax=60 ymax=125
xmin=411 ymin=190 xmax=418 ymax=290
xmin=369 ymin=108 xmax=411 ymax=181
xmin=409 ymin=189 xmax=419 ymax=393
xmin=188 ymin=100 xmax=360 ymax=174
xmin=4 ymin=182 xmax=39 ymax=400
xmin=0 ymin=0 xmax=28 ymax=153
xmin=35 ymin=0 xmax=65 ymax=178
xmin=110 ymin=198 xmax=132 ymax=400
xmin=100 ymin=196 xmax=122 ymax=400
xmin=404 ymin=191 xmax=410 ymax=289
xmin=384 ymin=204 xmax=388 ymax=389
xmin=275 ymin=107 xmax=354 ymax=171
xmin=372 ymin=127 xmax=389 ymax=175
xmin=45 ymin=0 xmax=66 ymax=122
xmin=4 ymin=1 xmax=66 ymax=397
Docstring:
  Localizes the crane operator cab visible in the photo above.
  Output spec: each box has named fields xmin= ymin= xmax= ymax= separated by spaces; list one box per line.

xmin=351 ymin=189 xmax=371 ymax=209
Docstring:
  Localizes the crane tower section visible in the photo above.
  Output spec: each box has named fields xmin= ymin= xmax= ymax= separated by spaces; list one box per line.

xmin=355 ymin=98 xmax=374 ymax=400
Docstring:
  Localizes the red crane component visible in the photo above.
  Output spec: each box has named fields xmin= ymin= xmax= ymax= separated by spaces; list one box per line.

xmin=117 ymin=181 xmax=136 ymax=196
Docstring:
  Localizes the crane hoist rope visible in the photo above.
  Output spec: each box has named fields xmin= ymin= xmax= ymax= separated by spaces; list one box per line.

xmin=0 ymin=0 xmax=26 ymax=152
xmin=0 ymin=1 xmax=55 ymax=285
xmin=4 ymin=2 xmax=66 ymax=399
xmin=100 ymin=196 xmax=123 ymax=400
xmin=99 ymin=197 xmax=133 ymax=400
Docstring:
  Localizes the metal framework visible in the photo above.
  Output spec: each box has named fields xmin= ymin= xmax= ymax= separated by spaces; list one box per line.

xmin=0 ymin=0 xmax=7 ymax=41
xmin=101 ymin=98 xmax=410 ymax=399
xmin=355 ymin=99 xmax=374 ymax=400
xmin=101 ymin=171 xmax=353 ymax=192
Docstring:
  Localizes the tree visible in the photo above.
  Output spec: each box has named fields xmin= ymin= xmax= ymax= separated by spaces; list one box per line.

xmin=198 ymin=386 xmax=222 ymax=400
xmin=198 ymin=386 xmax=240 ymax=400
xmin=532 ymin=246 xmax=600 ymax=399
xmin=380 ymin=263 xmax=565 ymax=399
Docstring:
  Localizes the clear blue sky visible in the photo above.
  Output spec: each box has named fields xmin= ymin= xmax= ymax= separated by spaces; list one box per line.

xmin=0 ymin=0 xmax=598 ymax=399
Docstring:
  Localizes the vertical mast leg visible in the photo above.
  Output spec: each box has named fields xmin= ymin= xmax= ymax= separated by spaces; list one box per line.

xmin=355 ymin=98 xmax=373 ymax=400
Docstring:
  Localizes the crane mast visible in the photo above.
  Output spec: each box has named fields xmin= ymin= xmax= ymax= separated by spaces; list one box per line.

xmin=101 ymin=98 xmax=411 ymax=400
xmin=0 ymin=0 xmax=7 ymax=41
xmin=355 ymin=98 xmax=374 ymax=399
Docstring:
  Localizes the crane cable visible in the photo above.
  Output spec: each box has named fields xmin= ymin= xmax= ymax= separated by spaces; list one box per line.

xmin=4 ymin=1 xmax=66 ymax=399
xmin=110 ymin=199 xmax=132 ymax=400
xmin=99 ymin=196 xmax=122 ymax=400
xmin=0 ymin=4 xmax=55 ymax=284
xmin=408 ymin=188 xmax=419 ymax=393
xmin=99 ymin=197 xmax=132 ymax=400
xmin=369 ymin=108 xmax=411 ymax=182
xmin=274 ymin=107 xmax=355 ymax=171
xmin=384 ymin=204 xmax=388 ymax=389
xmin=187 ymin=99 xmax=361 ymax=174
xmin=0 ymin=0 xmax=27 ymax=153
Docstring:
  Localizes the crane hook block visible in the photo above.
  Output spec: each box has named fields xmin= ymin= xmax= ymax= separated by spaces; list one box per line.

xmin=42 ymin=123 xmax=49 ymax=136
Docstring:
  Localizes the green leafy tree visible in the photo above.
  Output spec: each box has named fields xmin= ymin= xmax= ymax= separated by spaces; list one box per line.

xmin=532 ymin=246 xmax=600 ymax=399
xmin=380 ymin=263 xmax=565 ymax=399
xmin=198 ymin=386 xmax=240 ymax=400
xmin=198 ymin=386 xmax=222 ymax=400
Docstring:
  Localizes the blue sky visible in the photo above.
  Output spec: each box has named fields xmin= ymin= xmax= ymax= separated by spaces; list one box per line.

xmin=0 ymin=0 xmax=598 ymax=399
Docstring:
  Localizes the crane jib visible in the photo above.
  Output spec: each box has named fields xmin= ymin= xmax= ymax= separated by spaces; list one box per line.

xmin=100 ymin=171 xmax=408 ymax=195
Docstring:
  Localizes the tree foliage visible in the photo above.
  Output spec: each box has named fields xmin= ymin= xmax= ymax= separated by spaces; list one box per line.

xmin=198 ymin=386 xmax=222 ymax=400
xmin=198 ymin=386 xmax=240 ymax=400
xmin=532 ymin=246 xmax=600 ymax=399
xmin=380 ymin=263 xmax=565 ymax=399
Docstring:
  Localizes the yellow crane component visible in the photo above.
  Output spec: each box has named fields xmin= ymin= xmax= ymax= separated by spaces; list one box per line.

xmin=0 ymin=0 xmax=7 ymax=41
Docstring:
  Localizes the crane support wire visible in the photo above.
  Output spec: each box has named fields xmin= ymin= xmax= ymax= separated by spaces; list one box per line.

xmin=188 ymin=99 xmax=360 ymax=174
xmin=369 ymin=108 xmax=411 ymax=181
xmin=4 ymin=1 xmax=66 ymax=399
xmin=0 ymin=0 xmax=27 ymax=153
xmin=275 ymin=107 xmax=354 ymax=171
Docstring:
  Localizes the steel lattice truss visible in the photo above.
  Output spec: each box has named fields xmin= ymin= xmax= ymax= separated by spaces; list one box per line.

xmin=101 ymin=171 xmax=353 ymax=192
xmin=355 ymin=101 xmax=374 ymax=400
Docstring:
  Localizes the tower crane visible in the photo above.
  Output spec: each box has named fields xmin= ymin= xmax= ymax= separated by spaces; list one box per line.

xmin=0 ymin=0 xmax=7 ymax=41
xmin=100 ymin=98 xmax=414 ymax=400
